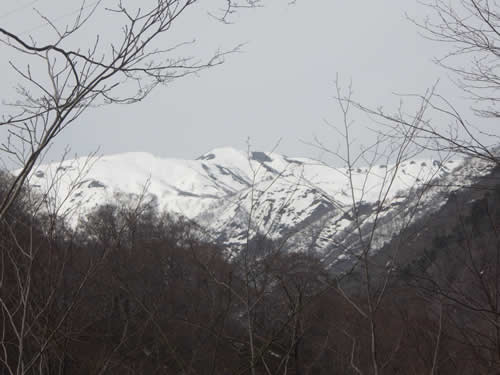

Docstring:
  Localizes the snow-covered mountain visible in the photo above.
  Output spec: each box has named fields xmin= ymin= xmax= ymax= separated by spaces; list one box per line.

xmin=26 ymin=147 xmax=496 ymax=264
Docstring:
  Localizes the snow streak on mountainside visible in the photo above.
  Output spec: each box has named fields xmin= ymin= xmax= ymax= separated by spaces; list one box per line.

xmin=25 ymin=148 xmax=496 ymax=262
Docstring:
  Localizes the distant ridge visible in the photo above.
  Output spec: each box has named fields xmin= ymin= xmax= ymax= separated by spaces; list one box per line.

xmin=26 ymin=147 xmax=495 ymax=264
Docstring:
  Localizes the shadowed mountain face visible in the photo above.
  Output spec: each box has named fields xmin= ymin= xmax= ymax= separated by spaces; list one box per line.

xmin=26 ymin=147 xmax=495 ymax=265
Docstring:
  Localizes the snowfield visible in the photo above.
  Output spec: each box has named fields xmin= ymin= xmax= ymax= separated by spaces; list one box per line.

xmin=24 ymin=147 xmax=496 ymax=262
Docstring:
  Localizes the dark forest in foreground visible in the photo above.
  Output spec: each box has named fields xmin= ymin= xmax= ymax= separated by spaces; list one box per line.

xmin=1 ymin=167 xmax=500 ymax=375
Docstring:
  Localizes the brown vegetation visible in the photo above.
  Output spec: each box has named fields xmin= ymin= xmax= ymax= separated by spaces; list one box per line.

xmin=1 ymin=168 xmax=500 ymax=374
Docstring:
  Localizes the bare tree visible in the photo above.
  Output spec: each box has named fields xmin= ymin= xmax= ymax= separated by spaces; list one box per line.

xmin=308 ymin=78 xmax=461 ymax=374
xmin=313 ymin=3 xmax=500 ymax=372
xmin=0 ymin=0 xmax=260 ymax=222
xmin=347 ymin=0 xmax=500 ymax=166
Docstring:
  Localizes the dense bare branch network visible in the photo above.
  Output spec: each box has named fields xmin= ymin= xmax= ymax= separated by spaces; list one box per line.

xmin=0 ymin=0 xmax=259 ymax=222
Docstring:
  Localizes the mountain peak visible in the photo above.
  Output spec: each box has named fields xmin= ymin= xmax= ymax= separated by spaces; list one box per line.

xmin=25 ymin=148 xmax=496 ymax=262
xmin=197 ymin=147 xmax=249 ymax=162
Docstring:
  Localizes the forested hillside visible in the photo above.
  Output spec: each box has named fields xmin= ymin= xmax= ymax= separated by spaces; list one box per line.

xmin=2 ymin=165 xmax=500 ymax=374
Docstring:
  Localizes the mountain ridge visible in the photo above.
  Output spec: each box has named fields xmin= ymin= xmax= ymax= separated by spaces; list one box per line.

xmin=24 ymin=147 xmax=495 ymax=264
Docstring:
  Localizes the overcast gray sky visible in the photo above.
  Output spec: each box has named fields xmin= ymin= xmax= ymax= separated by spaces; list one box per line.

xmin=0 ymin=0 xmax=467 ymax=164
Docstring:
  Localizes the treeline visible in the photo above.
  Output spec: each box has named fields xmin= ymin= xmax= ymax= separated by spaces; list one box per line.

xmin=1 ymin=171 xmax=500 ymax=374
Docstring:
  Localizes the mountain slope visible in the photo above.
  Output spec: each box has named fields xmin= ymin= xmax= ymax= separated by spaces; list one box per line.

xmin=26 ymin=147 xmax=495 ymax=262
